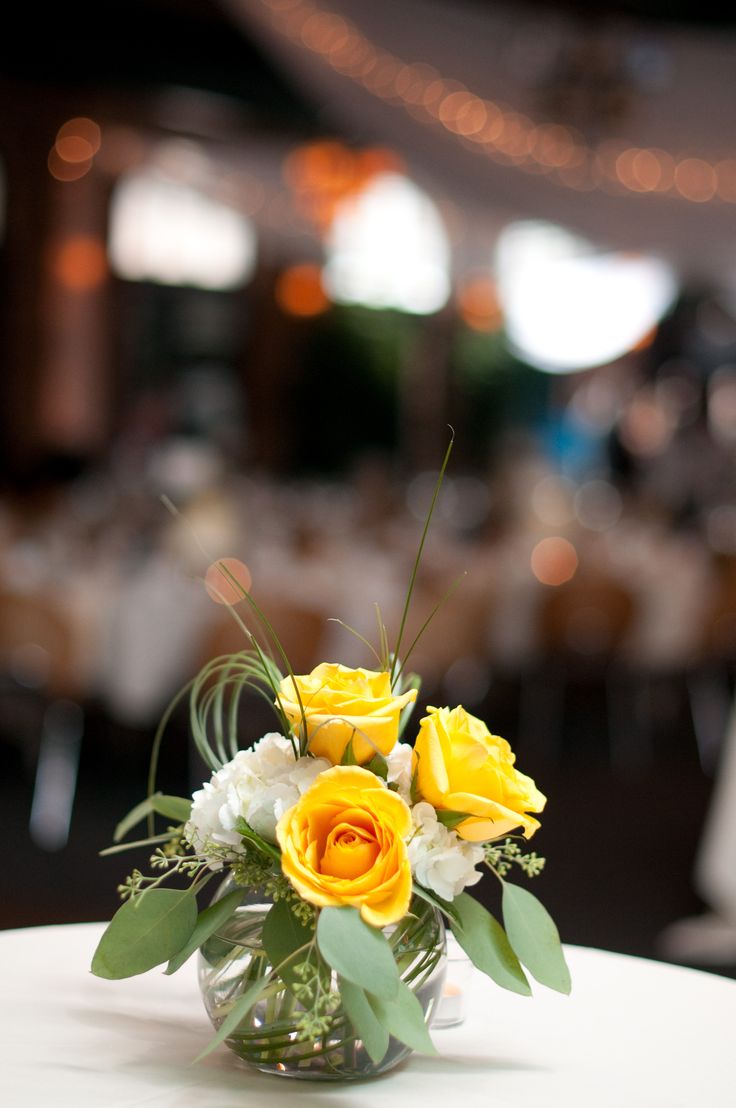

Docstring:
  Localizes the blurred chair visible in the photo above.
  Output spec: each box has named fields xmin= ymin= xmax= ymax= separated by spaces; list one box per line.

xmin=0 ymin=589 xmax=84 ymax=849
xmin=197 ymin=593 xmax=327 ymax=680
xmin=519 ymin=572 xmax=640 ymax=769
xmin=400 ymin=569 xmax=497 ymax=710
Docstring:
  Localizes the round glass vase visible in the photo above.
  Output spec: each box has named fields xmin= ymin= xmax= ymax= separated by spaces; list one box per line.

xmin=198 ymin=879 xmax=447 ymax=1081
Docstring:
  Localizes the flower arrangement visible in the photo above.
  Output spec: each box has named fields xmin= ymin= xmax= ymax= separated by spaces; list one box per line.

xmin=91 ymin=445 xmax=570 ymax=1080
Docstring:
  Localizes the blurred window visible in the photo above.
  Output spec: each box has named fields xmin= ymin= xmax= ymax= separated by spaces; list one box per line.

xmin=323 ymin=172 xmax=450 ymax=315
xmin=108 ymin=151 xmax=256 ymax=291
xmin=496 ymin=220 xmax=676 ymax=372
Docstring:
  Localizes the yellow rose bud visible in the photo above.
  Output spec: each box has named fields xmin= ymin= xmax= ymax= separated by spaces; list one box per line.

xmin=412 ymin=705 xmax=546 ymax=842
xmin=277 ymin=663 xmax=417 ymax=766
xmin=276 ymin=765 xmax=413 ymax=927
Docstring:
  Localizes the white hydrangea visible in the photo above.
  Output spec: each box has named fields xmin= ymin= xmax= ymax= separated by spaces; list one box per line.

xmin=385 ymin=741 xmax=413 ymax=803
xmin=408 ymin=802 xmax=484 ymax=902
xmin=185 ymin=733 xmax=330 ymax=858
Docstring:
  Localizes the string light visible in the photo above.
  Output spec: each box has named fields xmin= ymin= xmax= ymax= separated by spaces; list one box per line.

xmin=257 ymin=0 xmax=736 ymax=205
xmin=48 ymin=117 xmax=102 ymax=183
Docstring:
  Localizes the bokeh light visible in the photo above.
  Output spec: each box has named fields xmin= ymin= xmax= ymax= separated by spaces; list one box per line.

xmin=275 ymin=263 xmax=330 ymax=317
xmin=530 ymin=536 xmax=579 ymax=586
xmin=456 ymin=274 xmax=503 ymax=332
xmin=48 ymin=148 xmax=92 ymax=182
xmin=204 ymin=558 xmax=253 ymax=605
xmin=50 ymin=235 xmax=108 ymax=291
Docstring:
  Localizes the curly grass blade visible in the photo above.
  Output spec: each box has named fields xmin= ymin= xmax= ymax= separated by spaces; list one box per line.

xmin=327 ymin=618 xmax=382 ymax=668
xmin=146 ymin=679 xmax=194 ymax=837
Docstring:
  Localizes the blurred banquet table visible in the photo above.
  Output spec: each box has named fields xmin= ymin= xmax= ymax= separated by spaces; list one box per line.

xmin=2 ymin=923 xmax=734 ymax=1108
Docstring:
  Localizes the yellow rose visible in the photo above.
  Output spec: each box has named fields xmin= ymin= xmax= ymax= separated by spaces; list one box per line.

xmin=412 ymin=705 xmax=546 ymax=842
xmin=277 ymin=663 xmax=417 ymax=766
xmin=276 ymin=765 xmax=413 ymax=927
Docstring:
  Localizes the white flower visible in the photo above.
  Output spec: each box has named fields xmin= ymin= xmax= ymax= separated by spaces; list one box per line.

xmin=408 ymin=802 xmax=484 ymax=901
xmin=185 ymin=733 xmax=330 ymax=858
xmin=385 ymin=741 xmax=413 ymax=803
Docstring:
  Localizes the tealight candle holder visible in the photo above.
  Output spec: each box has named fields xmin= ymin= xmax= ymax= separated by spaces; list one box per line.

xmin=433 ymin=932 xmax=472 ymax=1028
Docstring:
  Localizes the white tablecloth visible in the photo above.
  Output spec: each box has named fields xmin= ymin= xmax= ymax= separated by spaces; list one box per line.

xmin=1 ymin=923 xmax=734 ymax=1107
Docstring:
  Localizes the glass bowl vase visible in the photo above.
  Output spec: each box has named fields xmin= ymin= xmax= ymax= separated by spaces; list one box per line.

xmin=198 ymin=880 xmax=446 ymax=1081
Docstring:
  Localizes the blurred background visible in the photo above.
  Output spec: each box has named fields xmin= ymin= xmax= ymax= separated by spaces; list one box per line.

xmin=3 ymin=0 xmax=736 ymax=974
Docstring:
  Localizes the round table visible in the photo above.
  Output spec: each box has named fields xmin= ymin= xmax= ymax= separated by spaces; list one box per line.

xmin=2 ymin=922 xmax=733 ymax=1107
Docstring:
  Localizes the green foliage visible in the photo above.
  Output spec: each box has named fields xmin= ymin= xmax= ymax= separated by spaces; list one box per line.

xmin=435 ymin=809 xmax=472 ymax=831
xmin=451 ymin=892 xmax=531 ymax=996
xmin=340 ymin=736 xmax=359 ymax=766
xmin=193 ymin=973 xmax=273 ymax=1063
xmin=188 ymin=650 xmax=287 ymax=773
xmin=366 ymin=978 xmax=437 ymax=1057
xmin=233 ymin=817 xmax=281 ymax=862
xmin=316 ymin=907 xmax=400 ymax=1000
xmin=91 ymin=888 xmax=198 ymax=979
xmin=410 ymin=882 xmax=459 ymax=925
xmin=396 ymin=672 xmax=421 ymax=738
xmin=391 ymin=431 xmax=454 ymax=687
xmin=485 ymin=837 xmax=546 ymax=879
xmin=262 ymin=896 xmax=315 ymax=994
xmin=502 ymin=883 xmax=572 ymax=995
xmin=113 ymin=794 xmax=192 ymax=843
xmin=339 ymin=979 xmax=390 ymax=1063
xmin=364 ymin=752 xmax=388 ymax=780
xmin=165 ymin=888 xmax=244 ymax=975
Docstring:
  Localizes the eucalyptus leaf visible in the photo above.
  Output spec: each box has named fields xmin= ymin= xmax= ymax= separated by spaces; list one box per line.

xmin=114 ymin=794 xmax=192 ymax=842
xmin=411 ymin=882 xmax=460 ymax=926
xmin=193 ymin=973 xmax=272 ymax=1063
xmin=367 ymin=978 xmax=437 ymax=1056
xmin=91 ymin=888 xmax=198 ymax=979
xmin=262 ymin=897 xmax=316 ymax=991
xmin=339 ymin=979 xmax=390 ymax=1063
xmin=165 ymin=888 xmax=244 ymax=975
xmin=317 ymin=907 xmax=399 ymax=1000
xmin=502 ymin=883 xmax=572 ymax=995
xmin=452 ymin=892 xmax=531 ymax=996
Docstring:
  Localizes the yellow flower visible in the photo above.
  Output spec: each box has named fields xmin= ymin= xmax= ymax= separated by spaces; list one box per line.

xmin=277 ymin=663 xmax=417 ymax=766
xmin=412 ymin=705 xmax=546 ymax=842
xmin=276 ymin=765 xmax=413 ymax=927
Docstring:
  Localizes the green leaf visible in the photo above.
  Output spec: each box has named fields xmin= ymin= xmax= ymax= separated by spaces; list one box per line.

xmin=411 ymin=882 xmax=460 ymax=926
xmin=114 ymin=794 xmax=192 ymax=842
xmin=410 ymin=762 xmax=421 ymax=805
xmin=502 ymin=883 xmax=571 ymax=995
xmin=91 ymin=889 xmax=198 ymax=979
xmin=364 ymin=753 xmax=388 ymax=781
xmin=193 ymin=973 xmax=272 ymax=1063
xmin=165 ymin=888 xmax=244 ymax=975
xmin=339 ymin=979 xmax=390 ymax=1063
xmin=233 ymin=817 xmax=281 ymax=861
xmin=340 ymin=736 xmax=358 ymax=766
xmin=262 ymin=897 xmax=316 ymax=991
xmin=367 ymin=978 xmax=437 ymax=1056
xmin=435 ymin=809 xmax=472 ymax=831
xmin=317 ymin=907 xmax=399 ymax=1000
xmin=397 ymin=680 xmax=420 ymax=738
xmin=452 ymin=892 xmax=531 ymax=996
